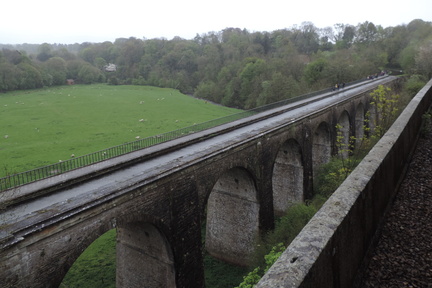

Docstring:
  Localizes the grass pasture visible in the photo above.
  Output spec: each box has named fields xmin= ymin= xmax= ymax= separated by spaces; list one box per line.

xmin=0 ymin=84 xmax=239 ymax=177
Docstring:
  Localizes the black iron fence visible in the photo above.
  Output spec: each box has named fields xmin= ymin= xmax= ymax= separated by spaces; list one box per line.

xmin=0 ymin=78 xmax=369 ymax=191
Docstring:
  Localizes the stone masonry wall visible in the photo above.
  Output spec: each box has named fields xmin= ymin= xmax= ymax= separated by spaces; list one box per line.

xmin=256 ymin=79 xmax=432 ymax=287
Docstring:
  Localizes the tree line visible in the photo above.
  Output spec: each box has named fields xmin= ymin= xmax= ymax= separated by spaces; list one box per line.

xmin=1 ymin=19 xmax=431 ymax=109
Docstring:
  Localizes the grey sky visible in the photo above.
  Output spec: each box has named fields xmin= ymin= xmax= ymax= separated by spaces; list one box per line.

xmin=1 ymin=0 xmax=431 ymax=44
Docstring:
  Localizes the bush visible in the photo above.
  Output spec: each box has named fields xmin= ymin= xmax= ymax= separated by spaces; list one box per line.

xmin=404 ymin=74 xmax=427 ymax=97
xmin=250 ymin=202 xmax=318 ymax=272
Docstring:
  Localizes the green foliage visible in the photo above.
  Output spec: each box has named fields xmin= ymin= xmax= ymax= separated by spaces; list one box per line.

xmin=314 ymin=156 xmax=361 ymax=197
xmin=415 ymin=40 xmax=432 ymax=79
xmin=17 ymin=63 xmax=44 ymax=89
xmin=44 ymin=56 xmax=67 ymax=85
xmin=3 ymin=18 xmax=431 ymax=107
xmin=263 ymin=243 xmax=286 ymax=273
xmin=236 ymin=202 xmax=321 ymax=288
xmin=249 ymin=203 xmax=318 ymax=278
xmin=78 ymin=64 xmax=105 ymax=84
xmin=315 ymin=84 xmax=401 ymax=198
xmin=369 ymin=85 xmax=400 ymax=138
xmin=204 ymin=253 xmax=249 ymax=288
xmin=404 ymin=74 xmax=427 ymax=97
xmin=235 ymin=243 xmax=286 ymax=288
xmin=303 ymin=58 xmax=328 ymax=85
xmin=236 ymin=267 xmax=261 ymax=288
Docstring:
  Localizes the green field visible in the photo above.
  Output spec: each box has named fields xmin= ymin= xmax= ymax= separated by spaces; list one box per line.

xmin=0 ymin=84 xmax=239 ymax=177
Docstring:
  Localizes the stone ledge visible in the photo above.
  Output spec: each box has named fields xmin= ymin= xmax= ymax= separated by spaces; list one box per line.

xmin=256 ymin=78 xmax=432 ymax=287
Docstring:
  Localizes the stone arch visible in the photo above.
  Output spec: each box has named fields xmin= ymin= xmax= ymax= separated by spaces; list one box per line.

xmin=337 ymin=110 xmax=351 ymax=158
xmin=272 ymin=138 xmax=304 ymax=216
xmin=60 ymin=229 xmax=117 ymax=287
xmin=61 ymin=218 xmax=175 ymax=288
xmin=58 ymin=220 xmax=116 ymax=287
xmin=205 ymin=167 xmax=259 ymax=266
xmin=312 ymin=121 xmax=332 ymax=178
xmin=116 ymin=222 xmax=175 ymax=287
xmin=355 ymin=103 xmax=365 ymax=148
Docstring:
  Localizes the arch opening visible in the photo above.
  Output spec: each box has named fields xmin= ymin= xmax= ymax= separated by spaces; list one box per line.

xmin=61 ymin=222 xmax=175 ymax=288
xmin=60 ymin=229 xmax=116 ymax=288
xmin=312 ymin=121 xmax=332 ymax=179
xmin=355 ymin=103 xmax=365 ymax=148
xmin=116 ymin=222 xmax=175 ymax=288
xmin=337 ymin=111 xmax=351 ymax=158
xmin=205 ymin=167 xmax=259 ymax=266
xmin=272 ymin=139 xmax=304 ymax=216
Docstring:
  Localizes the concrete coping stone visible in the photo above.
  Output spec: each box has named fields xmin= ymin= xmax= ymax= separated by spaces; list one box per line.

xmin=256 ymin=78 xmax=432 ymax=287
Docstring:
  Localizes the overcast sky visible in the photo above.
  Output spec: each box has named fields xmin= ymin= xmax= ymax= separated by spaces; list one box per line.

xmin=1 ymin=0 xmax=432 ymax=44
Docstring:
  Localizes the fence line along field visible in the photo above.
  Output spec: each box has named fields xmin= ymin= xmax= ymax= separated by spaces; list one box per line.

xmin=0 ymin=84 xmax=240 ymax=178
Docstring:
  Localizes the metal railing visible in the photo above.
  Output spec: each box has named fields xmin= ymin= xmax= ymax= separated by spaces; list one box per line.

xmin=0 ymin=77 xmax=371 ymax=191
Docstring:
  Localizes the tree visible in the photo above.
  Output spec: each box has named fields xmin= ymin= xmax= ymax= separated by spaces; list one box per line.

xmin=292 ymin=22 xmax=320 ymax=55
xmin=356 ymin=21 xmax=378 ymax=45
xmin=332 ymin=23 xmax=346 ymax=43
xmin=44 ymin=57 xmax=67 ymax=85
xmin=303 ymin=58 xmax=328 ymax=86
xmin=0 ymin=63 xmax=20 ymax=91
xmin=257 ymin=73 xmax=300 ymax=106
xmin=17 ymin=63 xmax=43 ymax=89
xmin=94 ymin=57 xmax=107 ymax=70
xmin=2 ymin=49 xmax=26 ymax=65
xmin=340 ymin=25 xmax=356 ymax=48
xmin=369 ymin=85 xmax=400 ymax=138
xmin=415 ymin=40 xmax=432 ymax=78
xmin=399 ymin=45 xmax=417 ymax=73
xmin=78 ymin=64 xmax=105 ymax=84
xmin=37 ymin=43 xmax=53 ymax=62
xmin=383 ymin=25 xmax=409 ymax=67
xmin=54 ymin=48 xmax=76 ymax=61
xmin=238 ymin=58 xmax=268 ymax=108
xmin=194 ymin=80 xmax=218 ymax=102
xmin=66 ymin=59 xmax=87 ymax=79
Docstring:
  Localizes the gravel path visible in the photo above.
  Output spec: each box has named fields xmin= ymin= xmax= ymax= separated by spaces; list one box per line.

xmin=358 ymin=119 xmax=432 ymax=287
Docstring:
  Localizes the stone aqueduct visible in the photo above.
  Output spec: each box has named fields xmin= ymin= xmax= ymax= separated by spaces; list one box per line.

xmin=0 ymin=77 xmax=399 ymax=287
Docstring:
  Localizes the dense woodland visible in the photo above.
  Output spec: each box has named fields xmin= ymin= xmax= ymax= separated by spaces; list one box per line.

xmin=1 ymin=19 xmax=432 ymax=109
